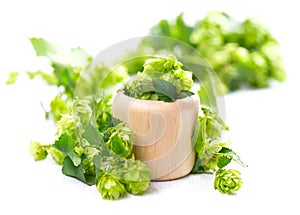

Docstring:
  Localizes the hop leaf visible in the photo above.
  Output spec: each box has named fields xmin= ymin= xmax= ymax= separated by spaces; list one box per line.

xmin=96 ymin=173 xmax=126 ymax=200
xmin=6 ymin=71 xmax=19 ymax=85
xmin=214 ymin=169 xmax=243 ymax=194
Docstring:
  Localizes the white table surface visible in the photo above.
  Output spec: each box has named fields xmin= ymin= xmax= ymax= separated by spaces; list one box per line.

xmin=1 ymin=1 xmax=300 ymax=214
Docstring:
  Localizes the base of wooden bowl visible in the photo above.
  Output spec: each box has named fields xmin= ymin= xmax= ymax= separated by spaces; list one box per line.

xmin=112 ymin=92 xmax=200 ymax=181
xmin=150 ymin=151 xmax=195 ymax=181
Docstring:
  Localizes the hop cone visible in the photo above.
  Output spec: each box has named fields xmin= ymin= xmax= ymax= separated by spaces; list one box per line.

xmin=29 ymin=141 xmax=48 ymax=161
xmin=47 ymin=147 xmax=66 ymax=165
xmin=105 ymin=123 xmax=134 ymax=158
xmin=214 ymin=169 xmax=243 ymax=194
xmin=82 ymin=155 xmax=96 ymax=176
xmin=96 ymin=173 xmax=126 ymax=200
xmin=123 ymin=160 xmax=151 ymax=195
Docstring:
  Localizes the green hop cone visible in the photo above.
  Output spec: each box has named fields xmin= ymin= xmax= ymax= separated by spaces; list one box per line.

xmin=125 ymin=180 xmax=150 ymax=195
xmin=29 ymin=141 xmax=49 ymax=161
xmin=50 ymin=96 xmax=70 ymax=122
xmin=56 ymin=113 xmax=77 ymax=138
xmin=123 ymin=160 xmax=151 ymax=195
xmin=83 ymin=155 xmax=96 ymax=176
xmin=96 ymin=173 xmax=126 ymax=200
xmin=214 ymin=169 xmax=243 ymax=194
xmin=105 ymin=123 xmax=134 ymax=158
xmin=47 ymin=147 xmax=66 ymax=165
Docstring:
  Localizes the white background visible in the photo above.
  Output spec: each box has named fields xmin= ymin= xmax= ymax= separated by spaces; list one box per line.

xmin=0 ymin=0 xmax=299 ymax=214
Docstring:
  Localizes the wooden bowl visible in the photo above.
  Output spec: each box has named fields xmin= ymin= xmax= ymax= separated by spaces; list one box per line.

xmin=112 ymin=92 xmax=200 ymax=181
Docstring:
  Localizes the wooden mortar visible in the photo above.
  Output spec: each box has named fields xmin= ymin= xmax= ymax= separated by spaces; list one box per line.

xmin=112 ymin=92 xmax=200 ymax=181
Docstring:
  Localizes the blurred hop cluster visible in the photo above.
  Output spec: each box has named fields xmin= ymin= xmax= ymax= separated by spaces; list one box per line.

xmin=151 ymin=11 xmax=286 ymax=92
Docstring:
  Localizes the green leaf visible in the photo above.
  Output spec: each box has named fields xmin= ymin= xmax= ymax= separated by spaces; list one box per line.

xmin=193 ymin=116 xmax=207 ymax=156
xmin=100 ymin=66 xmax=129 ymax=89
xmin=191 ymin=159 xmax=213 ymax=174
xmin=177 ymin=90 xmax=194 ymax=99
xmin=62 ymin=157 xmax=95 ymax=185
xmin=27 ymin=71 xmax=58 ymax=85
xmin=217 ymin=156 xmax=232 ymax=168
xmin=69 ymin=47 xmax=91 ymax=68
xmin=6 ymin=71 xmax=19 ymax=85
xmin=218 ymin=147 xmax=247 ymax=167
xmin=110 ymin=135 xmax=124 ymax=155
xmin=151 ymin=19 xmax=170 ymax=36
xmin=153 ymin=79 xmax=177 ymax=101
xmin=51 ymin=63 xmax=76 ymax=98
xmin=173 ymin=13 xmax=194 ymax=44
xmin=30 ymin=38 xmax=67 ymax=64
xmin=82 ymin=123 xmax=104 ymax=147
xmin=53 ymin=134 xmax=81 ymax=166
xmin=198 ymin=84 xmax=215 ymax=109
xmin=85 ymin=174 xmax=96 ymax=185
xmin=150 ymin=13 xmax=193 ymax=45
